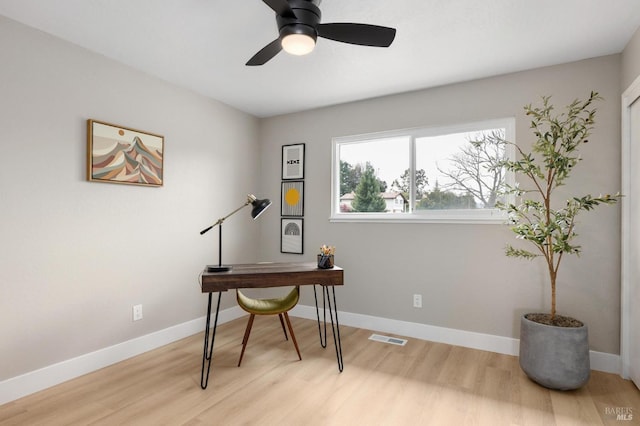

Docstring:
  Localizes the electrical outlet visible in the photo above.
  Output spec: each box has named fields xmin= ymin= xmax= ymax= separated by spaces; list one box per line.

xmin=413 ymin=294 xmax=422 ymax=308
xmin=133 ymin=304 xmax=143 ymax=321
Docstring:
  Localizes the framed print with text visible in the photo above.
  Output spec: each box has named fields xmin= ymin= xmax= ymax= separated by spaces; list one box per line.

xmin=282 ymin=143 xmax=305 ymax=180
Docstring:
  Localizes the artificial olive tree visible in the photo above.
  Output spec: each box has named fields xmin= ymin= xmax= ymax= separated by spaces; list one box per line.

xmin=497 ymin=91 xmax=620 ymax=323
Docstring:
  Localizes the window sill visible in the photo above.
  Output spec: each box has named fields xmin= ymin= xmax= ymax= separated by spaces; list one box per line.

xmin=329 ymin=210 xmax=508 ymax=225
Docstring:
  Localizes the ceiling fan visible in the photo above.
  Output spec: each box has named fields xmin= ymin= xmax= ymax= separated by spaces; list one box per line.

xmin=247 ymin=0 xmax=396 ymax=66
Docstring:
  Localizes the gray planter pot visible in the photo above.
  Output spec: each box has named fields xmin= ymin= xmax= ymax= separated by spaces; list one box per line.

xmin=519 ymin=314 xmax=590 ymax=390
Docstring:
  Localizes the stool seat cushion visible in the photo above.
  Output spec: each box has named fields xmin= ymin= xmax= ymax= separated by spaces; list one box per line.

xmin=237 ymin=287 xmax=299 ymax=315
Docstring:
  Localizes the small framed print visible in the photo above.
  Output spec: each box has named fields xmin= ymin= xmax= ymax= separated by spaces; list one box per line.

xmin=87 ymin=119 xmax=164 ymax=187
xmin=282 ymin=143 xmax=305 ymax=180
xmin=281 ymin=218 xmax=303 ymax=254
xmin=281 ymin=181 xmax=304 ymax=216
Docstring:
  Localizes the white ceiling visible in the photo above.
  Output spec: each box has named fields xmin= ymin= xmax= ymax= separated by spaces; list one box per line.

xmin=1 ymin=0 xmax=640 ymax=117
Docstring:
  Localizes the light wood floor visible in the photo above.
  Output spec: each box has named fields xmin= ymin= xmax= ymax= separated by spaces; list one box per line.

xmin=1 ymin=316 xmax=639 ymax=425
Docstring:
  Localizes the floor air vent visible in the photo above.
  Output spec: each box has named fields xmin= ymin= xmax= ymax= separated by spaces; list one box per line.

xmin=368 ymin=334 xmax=408 ymax=346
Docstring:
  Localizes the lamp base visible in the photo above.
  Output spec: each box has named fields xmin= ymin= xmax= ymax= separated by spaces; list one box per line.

xmin=206 ymin=264 xmax=233 ymax=273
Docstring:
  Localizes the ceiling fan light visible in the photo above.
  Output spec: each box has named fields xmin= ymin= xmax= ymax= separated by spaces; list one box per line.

xmin=282 ymin=34 xmax=316 ymax=56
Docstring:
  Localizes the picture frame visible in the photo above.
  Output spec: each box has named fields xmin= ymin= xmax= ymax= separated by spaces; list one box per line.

xmin=281 ymin=180 xmax=304 ymax=216
xmin=87 ymin=119 xmax=164 ymax=187
xmin=282 ymin=143 xmax=305 ymax=180
xmin=281 ymin=218 xmax=303 ymax=254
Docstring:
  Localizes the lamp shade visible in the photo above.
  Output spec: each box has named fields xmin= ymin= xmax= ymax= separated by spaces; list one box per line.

xmin=251 ymin=197 xmax=272 ymax=219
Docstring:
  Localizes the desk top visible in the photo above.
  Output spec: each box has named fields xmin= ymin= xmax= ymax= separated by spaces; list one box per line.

xmin=200 ymin=262 xmax=344 ymax=292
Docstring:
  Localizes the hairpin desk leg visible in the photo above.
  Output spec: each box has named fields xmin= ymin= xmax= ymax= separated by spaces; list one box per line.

xmin=325 ymin=286 xmax=344 ymax=372
xmin=201 ymin=292 xmax=222 ymax=389
xmin=313 ymin=285 xmax=327 ymax=348
xmin=313 ymin=285 xmax=344 ymax=372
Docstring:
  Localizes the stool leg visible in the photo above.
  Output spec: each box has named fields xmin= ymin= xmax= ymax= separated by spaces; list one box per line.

xmin=283 ymin=312 xmax=302 ymax=361
xmin=238 ymin=314 xmax=255 ymax=367
xmin=278 ymin=313 xmax=289 ymax=341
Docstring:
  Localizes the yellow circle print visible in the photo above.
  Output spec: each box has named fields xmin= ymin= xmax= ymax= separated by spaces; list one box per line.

xmin=285 ymin=188 xmax=300 ymax=206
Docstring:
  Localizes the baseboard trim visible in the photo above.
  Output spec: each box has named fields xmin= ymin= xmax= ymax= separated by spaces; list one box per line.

xmin=589 ymin=350 xmax=622 ymax=375
xmin=1 ymin=304 xmax=620 ymax=405
xmin=290 ymin=305 xmax=621 ymax=376
xmin=290 ymin=305 xmax=520 ymax=355
xmin=0 ymin=306 xmax=245 ymax=406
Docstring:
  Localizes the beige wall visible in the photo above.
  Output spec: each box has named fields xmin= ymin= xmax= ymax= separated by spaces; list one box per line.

xmin=258 ymin=55 xmax=622 ymax=354
xmin=0 ymin=17 xmax=260 ymax=380
xmin=623 ymin=26 xmax=640 ymax=90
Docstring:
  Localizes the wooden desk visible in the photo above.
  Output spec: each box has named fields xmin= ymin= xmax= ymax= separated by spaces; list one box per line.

xmin=201 ymin=262 xmax=344 ymax=291
xmin=199 ymin=262 xmax=344 ymax=389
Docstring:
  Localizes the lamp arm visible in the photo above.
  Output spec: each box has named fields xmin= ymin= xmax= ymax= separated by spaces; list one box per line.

xmin=199 ymin=198 xmax=252 ymax=235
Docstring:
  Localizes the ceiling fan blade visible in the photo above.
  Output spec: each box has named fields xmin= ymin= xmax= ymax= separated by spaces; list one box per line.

xmin=246 ymin=39 xmax=283 ymax=66
xmin=262 ymin=0 xmax=296 ymax=18
xmin=318 ymin=23 xmax=396 ymax=47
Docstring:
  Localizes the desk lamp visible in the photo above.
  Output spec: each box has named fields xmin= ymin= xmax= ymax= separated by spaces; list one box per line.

xmin=200 ymin=194 xmax=271 ymax=272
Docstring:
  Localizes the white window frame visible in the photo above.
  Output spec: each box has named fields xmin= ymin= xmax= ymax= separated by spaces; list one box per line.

xmin=330 ymin=118 xmax=516 ymax=224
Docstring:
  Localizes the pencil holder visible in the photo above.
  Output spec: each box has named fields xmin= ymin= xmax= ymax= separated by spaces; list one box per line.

xmin=317 ymin=254 xmax=334 ymax=269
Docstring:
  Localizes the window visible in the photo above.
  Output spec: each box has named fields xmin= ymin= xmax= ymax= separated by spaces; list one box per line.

xmin=331 ymin=118 xmax=515 ymax=223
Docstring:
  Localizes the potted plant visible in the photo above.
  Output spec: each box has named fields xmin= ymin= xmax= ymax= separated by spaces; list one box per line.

xmin=497 ymin=91 xmax=620 ymax=390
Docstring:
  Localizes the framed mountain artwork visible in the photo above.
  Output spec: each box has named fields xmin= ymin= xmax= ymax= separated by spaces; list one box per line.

xmin=87 ymin=119 xmax=164 ymax=187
